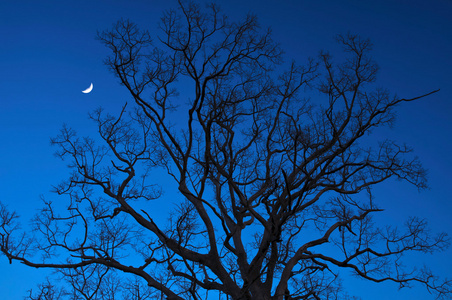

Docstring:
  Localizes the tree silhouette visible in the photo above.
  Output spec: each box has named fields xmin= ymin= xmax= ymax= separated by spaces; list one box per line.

xmin=1 ymin=1 xmax=450 ymax=299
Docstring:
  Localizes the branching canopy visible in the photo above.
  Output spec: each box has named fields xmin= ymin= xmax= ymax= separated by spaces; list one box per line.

xmin=1 ymin=1 xmax=450 ymax=300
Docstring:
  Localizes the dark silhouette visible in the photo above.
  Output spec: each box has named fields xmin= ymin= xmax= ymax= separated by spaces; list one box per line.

xmin=1 ymin=1 xmax=450 ymax=299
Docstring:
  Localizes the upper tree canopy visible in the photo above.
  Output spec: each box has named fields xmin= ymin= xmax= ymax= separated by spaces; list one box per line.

xmin=0 ymin=1 xmax=449 ymax=299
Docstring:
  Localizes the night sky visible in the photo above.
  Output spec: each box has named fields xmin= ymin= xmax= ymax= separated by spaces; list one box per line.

xmin=1 ymin=0 xmax=451 ymax=299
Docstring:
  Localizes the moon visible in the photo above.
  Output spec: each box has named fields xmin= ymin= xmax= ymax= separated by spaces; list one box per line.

xmin=82 ymin=83 xmax=93 ymax=94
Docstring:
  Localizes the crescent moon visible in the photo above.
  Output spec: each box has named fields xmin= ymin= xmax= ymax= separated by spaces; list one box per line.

xmin=82 ymin=83 xmax=93 ymax=94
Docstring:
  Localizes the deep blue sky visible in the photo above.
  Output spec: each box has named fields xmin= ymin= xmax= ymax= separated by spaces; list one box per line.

xmin=1 ymin=0 xmax=451 ymax=299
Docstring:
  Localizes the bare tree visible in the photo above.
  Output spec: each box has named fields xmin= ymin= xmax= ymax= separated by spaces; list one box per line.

xmin=1 ymin=1 xmax=450 ymax=299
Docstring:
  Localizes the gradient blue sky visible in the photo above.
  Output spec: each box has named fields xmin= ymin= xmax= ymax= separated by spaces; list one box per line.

xmin=1 ymin=0 xmax=451 ymax=299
